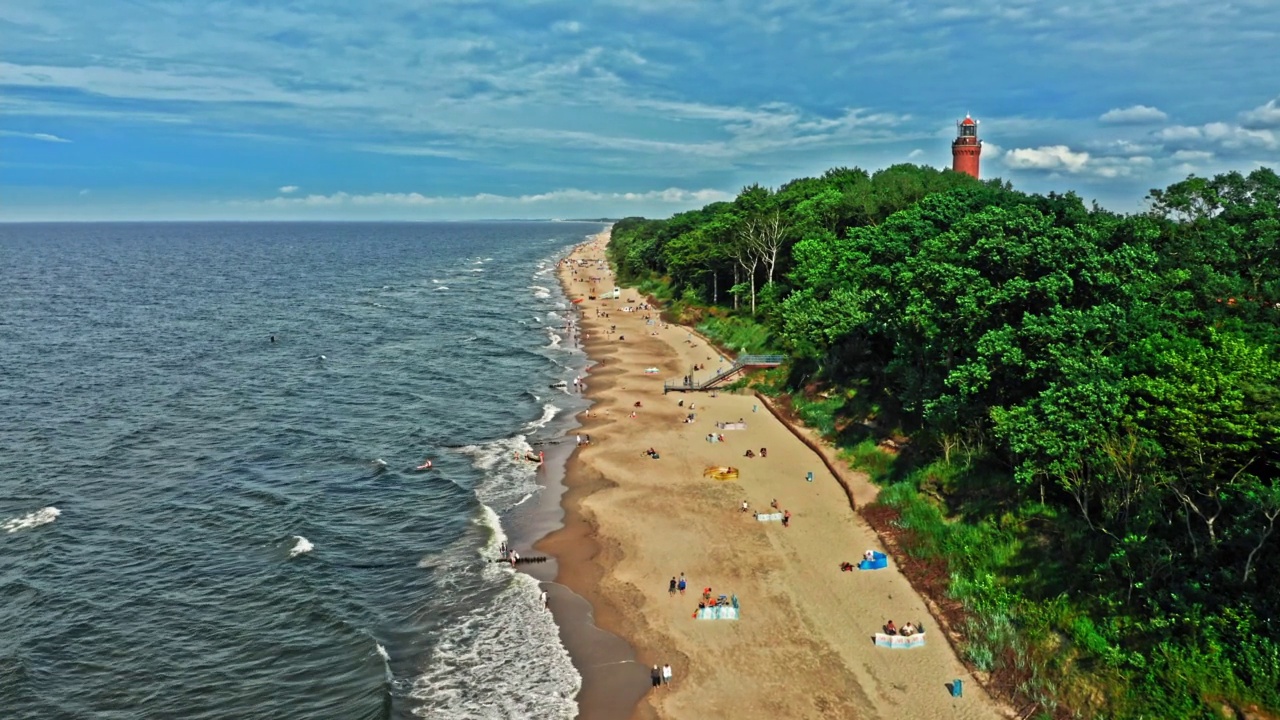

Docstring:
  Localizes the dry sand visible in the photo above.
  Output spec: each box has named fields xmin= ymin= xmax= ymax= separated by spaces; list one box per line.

xmin=539 ymin=230 xmax=1009 ymax=720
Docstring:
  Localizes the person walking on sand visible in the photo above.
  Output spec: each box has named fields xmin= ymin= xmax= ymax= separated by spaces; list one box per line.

xmin=669 ymin=577 xmax=677 ymax=595
xmin=678 ymin=575 xmax=686 ymax=594
xmin=651 ymin=665 xmax=662 ymax=689
xmin=662 ymin=664 xmax=672 ymax=688
xmin=741 ymin=500 xmax=749 ymax=513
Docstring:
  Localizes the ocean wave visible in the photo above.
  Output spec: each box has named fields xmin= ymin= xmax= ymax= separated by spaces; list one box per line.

xmin=406 ymin=572 xmax=579 ymax=720
xmin=3 ymin=506 xmax=60 ymax=533
xmin=544 ymin=330 xmax=561 ymax=349
xmin=476 ymin=503 xmax=507 ymax=557
xmin=524 ymin=403 xmax=560 ymax=431
xmin=289 ymin=535 xmax=314 ymax=558
xmin=454 ymin=436 xmax=539 ymax=511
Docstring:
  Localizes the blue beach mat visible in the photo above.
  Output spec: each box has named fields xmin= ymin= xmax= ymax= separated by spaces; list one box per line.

xmin=859 ymin=551 xmax=888 ymax=570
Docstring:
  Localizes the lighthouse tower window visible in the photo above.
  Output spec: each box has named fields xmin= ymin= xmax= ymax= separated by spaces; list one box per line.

xmin=960 ymin=123 xmax=976 ymax=137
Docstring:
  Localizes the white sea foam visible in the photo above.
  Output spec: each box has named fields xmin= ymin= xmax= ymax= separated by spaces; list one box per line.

xmin=435 ymin=286 xmax=449 ymax=291
xmin=545 ymin=330 xmax=562 ymax=349
xmin=376 ymin=642 xmax=391 ymax=662
xmin=408 ymin=527 xmax=578 ymax=719
xmin=432 ymin=279 xmax=444 ymax=284
xmin=469 ymin=268 xmax=484 ymax=273
xmin=525 ymin=403 xmax=560 ymax=431
xmin=3 ymin=506 xmax=60 ymax=533
xmin=454 ymin=435 xmax=540 ymax=510
xmin=289 ymin=535 xmax=313 ymax=558
xmin=529 ymin=285 xmax=552 ymax=300
xmin=462 ymin=336 xmax=478 ymax=342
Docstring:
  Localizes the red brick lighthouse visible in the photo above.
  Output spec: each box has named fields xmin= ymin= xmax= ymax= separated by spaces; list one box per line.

xmin=951 ymin=114 xmax=982 ymax=178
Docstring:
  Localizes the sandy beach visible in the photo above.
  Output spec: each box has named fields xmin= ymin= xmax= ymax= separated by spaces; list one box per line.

xmin=538 ymin=229 xmax=1009 ymax=720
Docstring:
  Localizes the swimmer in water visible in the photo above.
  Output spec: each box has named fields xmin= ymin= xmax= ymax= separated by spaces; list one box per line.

xmin=417 ymin=459 xmax=433 ymax=471
xmin=270 ymin=334 xmax=276 ymax=343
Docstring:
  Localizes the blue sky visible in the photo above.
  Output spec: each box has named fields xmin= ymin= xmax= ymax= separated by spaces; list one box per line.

xmin=2 ymin=0 xmax=1278 ymax=220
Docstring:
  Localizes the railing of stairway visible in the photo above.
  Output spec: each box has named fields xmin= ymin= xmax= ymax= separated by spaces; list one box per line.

xmin=663 ymin=354 xmax=786 ymax=393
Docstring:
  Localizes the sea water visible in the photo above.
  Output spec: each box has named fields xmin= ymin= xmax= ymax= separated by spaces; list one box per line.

xmin=0 ymin=222 xmax=602 ymax=719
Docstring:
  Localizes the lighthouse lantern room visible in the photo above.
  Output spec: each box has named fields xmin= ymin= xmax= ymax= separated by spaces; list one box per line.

xmin=951 ymin=114 xmax=982 ymax=179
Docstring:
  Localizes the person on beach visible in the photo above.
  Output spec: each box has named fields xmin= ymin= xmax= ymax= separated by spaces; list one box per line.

xmin=540 ymin=590 xmax=548 ymax=609
xmin=678 ymin=575 xmax=686 ymax=594
xmin=741 ymin=500 xmax=749 ymax=513
xmin=669 ymin=577 xmax=677 ymax=594
xmin=651 ymin=665 xmax=662 ymax=689
xmin=510 ymin=550 xmax=519 ymax=568
xmin=662 ymin=664 xmax=673 ymax=687
xmin=783 ymin=510 xmax=791 ymax=527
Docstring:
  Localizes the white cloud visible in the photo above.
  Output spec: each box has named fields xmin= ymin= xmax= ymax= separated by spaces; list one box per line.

xmin=1092 ymin=139 xmax=1160 ymax=156
xmin=1171 ymin=149 xmax=1214 ymax=161
xmin=1088 ymin=155 xmax=1154 ymax=178
xmin=241 ymin=187 xmax=732 ymax=208
xmin=907 ymin=148 xmax=924 ymax=158
xmin=1001 ymin=144 xmax=1155 ymax=178
xmin=1156 ymin=122 xmax=1277 ymax=150
xmin=1240 ymin=98 xmax=1280 ymax=129
xmin=551 ymin=20 xmax=582 ymax=34
xmin=278 ymin=185 xmax=299 ymax=193
xmin=1099 ymin=105 xmax=1168 ymax=124
xmin=1004 ymin=145 xmax=1091 ymax=172
xmin=0 ymin=129 xmax=72 ymax=142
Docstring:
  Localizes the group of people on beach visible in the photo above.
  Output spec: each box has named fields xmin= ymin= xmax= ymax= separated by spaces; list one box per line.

xmin=667 ymin=572 xmax=688 ymax=595
xmin=650 ymin=663 xmax=673 ymax=689
xmin=745 ymin=498 xmax=790 ymax=526
xmin=883 ymin=619 xmax=921 ymax=637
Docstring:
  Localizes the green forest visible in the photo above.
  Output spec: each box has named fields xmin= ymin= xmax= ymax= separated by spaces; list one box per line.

xmin=607 ymin=165 xmax=1280 ymax=719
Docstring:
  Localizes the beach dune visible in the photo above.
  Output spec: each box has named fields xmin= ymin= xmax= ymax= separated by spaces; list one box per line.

xmin=541 ymin=230 xmax=1006 ymax=720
